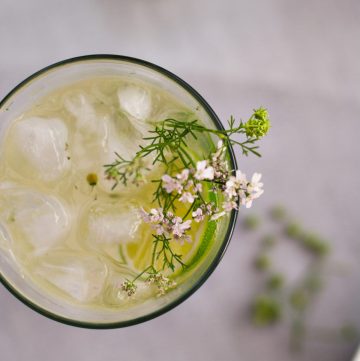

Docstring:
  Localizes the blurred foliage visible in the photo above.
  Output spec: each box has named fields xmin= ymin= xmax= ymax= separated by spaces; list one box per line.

xmin=289 ymin=289 xmax=309 ymax=311
xmin=254 ymin=254 xmax=271 ymax=271
xmin=285 ymin=222 xmax=303 ymax=239
xmin=252 ymin=295 xmax=281 ymax=326
xmin=261 ymin=234 xmax=277 ymax=250
xmin=340 ymin=324 xmax=359 ymax=341
xmin=266 ymin=273 xmax=284 ymax=291
xmin=303 ymin=274 xmax=323 ymax=294
xmin=301 ymin=233 xmax=329 ymax=257
xmin=243 ymin=205 xmax=357 ymax=353
xmin=269 ymin=205 xmax=287 ymax=221
xmin=243 ymin=214 xmax=261 ymax=231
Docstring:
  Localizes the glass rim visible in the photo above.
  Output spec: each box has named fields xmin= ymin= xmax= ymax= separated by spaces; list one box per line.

xmin=0 ymin=54 xmax=238 ymax=329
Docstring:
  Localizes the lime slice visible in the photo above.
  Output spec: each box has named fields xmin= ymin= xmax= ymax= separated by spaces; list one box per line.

xmin=124 ymin=219 xmax=203 ymax=273
xmin=123 ymin=187 xmax=219 ymax=277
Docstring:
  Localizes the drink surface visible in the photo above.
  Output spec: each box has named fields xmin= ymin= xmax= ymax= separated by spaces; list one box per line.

xmin=0 ymin=76 xmax=214 ymax=309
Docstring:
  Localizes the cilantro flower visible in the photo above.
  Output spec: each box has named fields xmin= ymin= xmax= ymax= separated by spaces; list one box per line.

xmin=172 ymin=218 xmax=192 ymax=243
xmin=192 ymin=208 xmax=205 ymax=222
xmin=179 ymin=191 xmax=196 ymax=203
xmin=162 ymin=174 xmax=182 ymax=194
xmin=195 ymin=160 xmax=214 ymax=180
xmin=121 ymin=280 xmax=137 ymax=297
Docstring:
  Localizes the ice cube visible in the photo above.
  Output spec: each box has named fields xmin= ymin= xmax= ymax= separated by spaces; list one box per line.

xmin=105 ymin=116 xmax=142 ymax=161
xmin=97 ymin=116 xmax=150 ymax=193
xmin=85 ymin=202 xmax=141 ymax=245
xmin=35 ymin=252 xmax=107 ymax=302
xmin=64 ymin=92 xmax=108 ymax=172
xmin=64 ymin=92 xmax=97 ymax=132
xmin=0 ymin=187 xmax=70 ymax=253
xmin=7 ymin=117 xmax=70 ymax=182
xmin=64 ymin=91 xmax=108 ymax=141
xmin=64 ymin=90 xmax=152 ymax=193
xmin=118 ymin=85 xmax=152 ymax=121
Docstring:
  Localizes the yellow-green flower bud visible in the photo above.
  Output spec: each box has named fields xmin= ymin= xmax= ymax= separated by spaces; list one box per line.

xmin=244 ymin=107 xmax=271 ymax=138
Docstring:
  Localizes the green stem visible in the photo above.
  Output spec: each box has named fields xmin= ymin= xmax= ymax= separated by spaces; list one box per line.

xmin=132 ymin=265 xmax=154 ymax=282
xmin=151 ymin=237 xmax=159 ymax=267
xmin=178 ymin=146 xmax=196 ymax=167
xmin=182 ymin=201 xmax=195 ymax=220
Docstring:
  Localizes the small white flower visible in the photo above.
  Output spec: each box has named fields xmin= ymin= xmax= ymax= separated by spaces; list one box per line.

xmin=224 ymin=179 xmax=237 ymax=198
xmin=247 ymin=173 xmax=263 ymax=194
xmin=204 ymin=203 xmax=214 ymax=215
xmin=254 ymin=189 xmax=264 ymax=199
xmin=249 ymin=187 xmax=264 ymax=201
xmin=241 ymin=196 xmax=254 ymax=209
xmin=223 ymin=201 xmax=238 ymax=212
xmin=176 ymin=234 xmax=192 ymax=245
xmin=149 ymin=208 xmax=164 ymax=223
xmin=214 ymin=169 xmax=225 ymax=179
xmin=179 ymin=191 xmax=196 ymax=203
xmin=225 ymin=170 xmax=248 ymax=198
xmin=251 ymin=172 xmax=262 ymax=184
xmin=235 ymin=170 xmax=248 ymax=185
xmin=192 ymin=208 xmax=205 ymax=222
xmin=172 ymin=218 xmax=192 ymax=239
xmin=237 ymin=188 xmax=246 ymax=199
xmin=212 ymin=140 xmax=225 ymax=161
xmin=184 ymin=179 xmax=194 ymax=190
xmin=162 ymin=174 xmax=182 ymax=194
xmin=238 ymin=172 xmax=264 ymax=208
xmin=121 ymin=280 xmax=137 ymax=297
xmin=139 ymin=207 xmax=151 ymax=223
xmin=194 ymin=183 xmax=203 ymax=193
xmin=195 ymin=160 xmax=214 ymax=180
xmin=166 ymin=211 xmax=174 ymax=219
xmin=210 ymin=211 xmax=226 ymax=221
xmin=176 ymin=169 xmax=190 ymax=183
xmin=154 ymin=224 xmax=165 ymax=235
xmin=146 ymin=273 xmax=177 ymax=296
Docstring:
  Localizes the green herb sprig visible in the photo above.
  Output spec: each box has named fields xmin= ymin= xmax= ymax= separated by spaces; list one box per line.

xmin=105 ymin=108 xmax=270 ymax=296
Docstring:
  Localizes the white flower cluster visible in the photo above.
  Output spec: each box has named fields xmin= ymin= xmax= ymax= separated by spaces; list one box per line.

xmin=162 ymin=141 xmax=227 ymax=191
xmin=140 ymin=208 xmax=192 ymax=245
xmin=121 ymin=279 xmax=137 ymax=297
xmin=162 ymin=169 xmax=203 ymax=204
xmin=161 ymin=142 xmax=225 ymax=207
xmin=192 ymin=202 xmax=225 ymax=222
xmin=224 ymin=171 xmax=264 ymax=209
xmin=160 ymin=140 xmax=264 ymax=222
xmin=146 ymin=273 xmax=177 ymax=296
xmin=210 ymin=140 xmax=229 ymax=181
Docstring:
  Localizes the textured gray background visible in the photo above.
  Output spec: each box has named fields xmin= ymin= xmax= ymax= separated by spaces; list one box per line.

xmin=1 ymin=1 xmax=360 ymax=360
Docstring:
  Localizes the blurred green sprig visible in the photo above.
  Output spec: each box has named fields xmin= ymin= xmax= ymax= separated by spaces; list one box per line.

xmin=245 ymin=205 xmax=356 ymax=353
